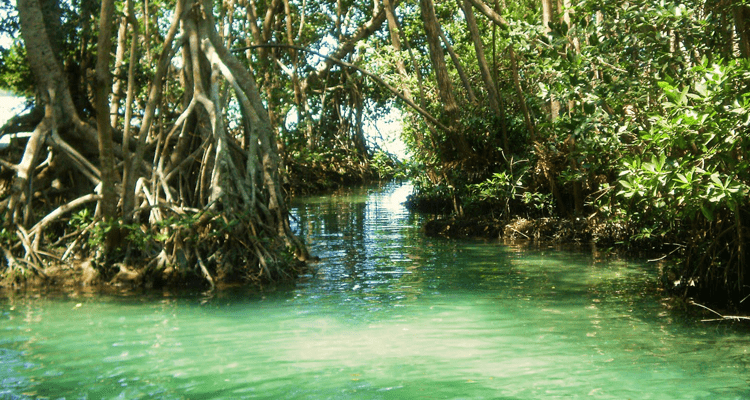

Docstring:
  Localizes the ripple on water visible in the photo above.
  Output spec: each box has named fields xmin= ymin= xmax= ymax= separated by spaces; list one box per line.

xmin=1 ymin=183 xmax=750 ymax=399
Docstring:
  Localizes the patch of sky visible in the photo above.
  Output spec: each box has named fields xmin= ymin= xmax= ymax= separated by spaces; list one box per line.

xmin=283 ymin=99 xmax=408 ymax=161
xmin=0 ymin=93 xmax=27 ymax=150
xmin=0 ymin=10 xmax=25 ymax=132
xmin=366 ymin=107 xmax=408 ymax=160
xmin=0 ymin=93 xmax=25 ymax=126
xmin=0 ymin=20 xmax=409 ymax=159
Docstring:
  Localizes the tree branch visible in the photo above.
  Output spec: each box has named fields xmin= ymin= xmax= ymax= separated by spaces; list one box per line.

xmin=233 ymin=43 xmax=451 ymax=133
xmin=466 ymin=0 xmax=509 ymax=28
xmin=690 ymin=301 xmax=750 ymax=322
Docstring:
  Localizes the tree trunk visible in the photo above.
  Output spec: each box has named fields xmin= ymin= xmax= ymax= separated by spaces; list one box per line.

xmin=461 ymin=0 xmax=507 ymax=151
xmin=14 ymin=0 xmax=98 ymax=228
xmin=384 ymin=0 xmax=434 ymax=151
xmin=119 ymin=0 xmax=142 ymax=222
xmin=560 ymin=0 xmax=584 ymax=216
xmin=282 ymin=0 xmax=309 ymax=150
xmin=110 ymin=15 xmax=128 ymax=128
xmin=352 ymin=81 xmax=368 ymax=157
xmin=197 ymin=0 xmax=309 ymax=259
xmin=438 ymin=27 xmax=477 ymax=103
xmin=419 ymin=0 xmax=471 ymax=158
xmin=93 ymin=0 xmax=120 ymax=253
xmin=735 ymin=3 xmax=750 ymax=58
xmin=542 ymin=0 xmax=560 ymax=120
xmin=508 ymin=46 xmax=536 ymax=142
xmin=9 ymin=0 xmax=310 ymax=283
xmin=384 ymin=0 xmax=411 ymax=101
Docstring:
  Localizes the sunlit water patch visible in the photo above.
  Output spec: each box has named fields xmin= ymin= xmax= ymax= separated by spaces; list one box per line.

xmin=2 ymin=182 xmax=749 ymax=399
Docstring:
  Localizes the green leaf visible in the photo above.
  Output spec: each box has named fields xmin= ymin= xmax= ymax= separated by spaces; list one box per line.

xmin=700 ymin=204 xmax=714 ymax=221
xmin=709 ymin=173 xmax=723 ymax=187
xmin=675 ymin=172 xmax=690 ymax=186
xmin=677 ymin=85 xmax=689 ymax=105
xmin=694 ymin=79 xmax=707 ymax=97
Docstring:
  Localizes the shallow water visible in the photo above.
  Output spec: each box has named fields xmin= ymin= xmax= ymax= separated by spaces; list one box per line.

xmin=1 ymin=183 xmax=749 ymax=399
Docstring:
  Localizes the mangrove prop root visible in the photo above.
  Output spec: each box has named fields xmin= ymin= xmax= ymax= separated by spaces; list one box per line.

xmin=2 ymin=0 xmax=308 ymax=287
xmin=195 ymin=250 xmax=215 ymax=289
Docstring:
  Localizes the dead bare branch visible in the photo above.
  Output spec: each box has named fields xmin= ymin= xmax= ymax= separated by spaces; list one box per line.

xmin=690 ymin=301 xmax=750 ymax=322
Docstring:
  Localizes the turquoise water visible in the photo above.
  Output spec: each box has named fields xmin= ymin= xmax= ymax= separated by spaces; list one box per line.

xmin=1 ymin=183 xmax=749 ymax=399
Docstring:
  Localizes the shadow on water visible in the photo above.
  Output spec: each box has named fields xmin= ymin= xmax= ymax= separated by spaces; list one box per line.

xmin=1 ymin=182 xmax=750 ymax=399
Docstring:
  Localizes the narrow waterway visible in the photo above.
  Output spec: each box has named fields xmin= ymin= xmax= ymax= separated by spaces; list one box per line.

xmin=1 ymin=182 xmax=749 ymax=399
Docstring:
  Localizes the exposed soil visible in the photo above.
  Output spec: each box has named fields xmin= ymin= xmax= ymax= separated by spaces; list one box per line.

xmin=423 ymin=215 xmax=630 ymax=246
xmin=0 ymin=253 xmax=309 ymax=294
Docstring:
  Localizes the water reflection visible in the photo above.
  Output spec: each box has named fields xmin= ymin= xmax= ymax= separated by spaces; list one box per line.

xmin=1 ymin=182 xmax=749 ymax=399
xmin=291 ymin=183 xmax=425 ymax=307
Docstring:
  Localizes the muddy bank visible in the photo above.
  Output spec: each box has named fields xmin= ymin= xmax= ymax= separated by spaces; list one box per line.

xmin=420 ymin=214 xmax=750 ymax=316
xmin=1 ymin=255 xmax=308 ymax=294
xmin=423 ymin=215 xmax=630 ymax=245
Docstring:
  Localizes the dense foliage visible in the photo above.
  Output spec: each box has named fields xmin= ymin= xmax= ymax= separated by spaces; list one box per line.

xmin=397 ymin=0 xmax=750 ymax=310
xmin=0 ymin=0 xmax=748 ymax=309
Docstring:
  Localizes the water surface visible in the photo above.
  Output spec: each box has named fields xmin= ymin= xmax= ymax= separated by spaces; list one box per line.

xmin=1 ymin=183 xmax=749 ymax=399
